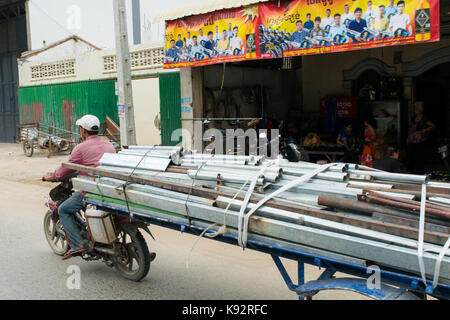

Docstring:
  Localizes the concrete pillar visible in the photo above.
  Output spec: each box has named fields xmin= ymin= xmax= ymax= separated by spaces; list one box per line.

xmin=180 ymin=67 xmax=203 ymax=150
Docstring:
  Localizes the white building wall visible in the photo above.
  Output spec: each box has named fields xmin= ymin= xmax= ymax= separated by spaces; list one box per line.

xmin=18 ymin=42 xmax=177 ymax=146
xmin=18 ymin=42 xmax=173 ymax=86
xmin=132 ymin=77 xmax=162 ymax=146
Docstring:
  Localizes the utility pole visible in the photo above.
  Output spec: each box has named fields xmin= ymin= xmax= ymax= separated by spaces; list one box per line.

xmin=113 ymin=0 xmax=136 ymax=147
xmin=132 ymin=0 xmax=141 ymax=45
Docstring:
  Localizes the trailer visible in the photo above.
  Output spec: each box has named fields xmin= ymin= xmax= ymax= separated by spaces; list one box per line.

xmin=17 ymin=123 xmax=80 ymax=158
xmin=85 ymin=195 xmax=450 ymax=300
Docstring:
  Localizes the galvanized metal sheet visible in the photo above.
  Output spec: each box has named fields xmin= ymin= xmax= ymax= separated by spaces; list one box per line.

xmin=100 ymin=153 xmax=172 ymax=172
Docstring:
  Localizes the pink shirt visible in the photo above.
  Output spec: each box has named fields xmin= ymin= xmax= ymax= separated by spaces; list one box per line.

xmin=53 ymin=136 xmax=116 ymax=181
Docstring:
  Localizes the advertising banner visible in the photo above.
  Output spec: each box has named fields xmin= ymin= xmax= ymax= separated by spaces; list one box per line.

xmin=257 ymin=0 xmax=439 ymax=59
xmin=164 ymin=0 xmax=439 ymax=68
xmin=164 ymin=5 xmax=259 ymax=68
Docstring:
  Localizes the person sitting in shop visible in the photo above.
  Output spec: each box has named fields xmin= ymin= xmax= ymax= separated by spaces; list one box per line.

xmin=373 ymin=146 xmax=401 ymax=173
xmin=337 ymin=123 xmax=359 ymax=164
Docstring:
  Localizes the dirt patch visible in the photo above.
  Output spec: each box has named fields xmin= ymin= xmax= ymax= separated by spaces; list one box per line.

xmin=0 ymin=143 xmax=70 ymax=184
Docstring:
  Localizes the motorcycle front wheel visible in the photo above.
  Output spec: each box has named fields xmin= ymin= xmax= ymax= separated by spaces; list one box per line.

xmin=113 ymin=229 xmax=151 ymax=282
xmin=43 ymin=211 xmax=70 ymax=256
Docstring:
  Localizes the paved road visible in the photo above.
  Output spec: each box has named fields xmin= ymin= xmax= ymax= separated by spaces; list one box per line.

xmin=0 ymin=143 xmax=367 ymax=300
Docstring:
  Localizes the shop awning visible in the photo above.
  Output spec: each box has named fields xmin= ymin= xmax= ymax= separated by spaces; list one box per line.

xmin=153 ymin=0 xmax=270 ymax=23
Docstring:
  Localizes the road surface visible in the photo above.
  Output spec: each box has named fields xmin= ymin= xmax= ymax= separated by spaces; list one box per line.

xmin=0 ymin=143 xmax=368 ymax=300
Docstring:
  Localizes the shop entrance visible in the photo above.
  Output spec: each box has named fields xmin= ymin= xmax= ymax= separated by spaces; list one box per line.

xmin=201 ymin=58 xmax=304 ymax=157
xmin=415 ymin=62 xmax=450 ymax=139
xmin=414 ymin=62 xmax=450 ymax=176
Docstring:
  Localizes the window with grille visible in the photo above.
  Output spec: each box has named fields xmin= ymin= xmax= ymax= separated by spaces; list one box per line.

xmin=30 ymin=60 xmax=76 ymax=80
xmin=103 ymin=47 xmax=164 ymax=73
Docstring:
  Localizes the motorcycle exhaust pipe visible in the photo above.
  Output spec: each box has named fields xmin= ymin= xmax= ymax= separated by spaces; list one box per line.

xmin=94 ymin=247 xmax=117 ymax=256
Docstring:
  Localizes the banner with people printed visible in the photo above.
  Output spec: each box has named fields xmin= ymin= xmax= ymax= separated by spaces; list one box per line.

xmin=164 ymin=5 xmax=259 ymax=68
xmin=257 ymin=0 xmax=439 ymax=59
xmin=163 ymin=0 xmax=439 ymax=68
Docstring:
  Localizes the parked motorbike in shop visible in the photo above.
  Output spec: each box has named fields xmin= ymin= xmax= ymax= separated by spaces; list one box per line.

xmin=43 ymin=175 xmax=154 ymax=282
xmin=253 ymin=120 xmax=310 ymax=163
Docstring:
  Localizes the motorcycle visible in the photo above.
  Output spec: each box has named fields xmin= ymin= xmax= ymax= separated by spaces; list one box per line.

xmin=280 ymin=136 xmax=310 ymax=163
xmin=252 ymin=120 xmax=310 ymax=163
xmin=43 ymin=176 xmax=154 ymax=282
xmin=258 ymin=24 xmax=286 ymax=58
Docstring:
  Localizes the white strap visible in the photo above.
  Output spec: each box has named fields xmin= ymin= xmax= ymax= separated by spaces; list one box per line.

xmin=417 ymin=184 xmax=427 ymax=285
xmin=240 ymin=163 xmax=337 ymax=248
xmin=237 ymin=161 xmax=274 ymax=247
xmin=433 ymin=237 xmax=450 ymax=289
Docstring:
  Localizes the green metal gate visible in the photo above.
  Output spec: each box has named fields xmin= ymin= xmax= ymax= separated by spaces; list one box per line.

xmin=18 ymin=80 xmax=118 ymax=132
xmin=159 ymin=73 xmax=181 ymax=146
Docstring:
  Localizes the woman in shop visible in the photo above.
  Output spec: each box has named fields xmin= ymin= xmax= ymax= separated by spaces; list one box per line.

xmin=406 ymin=102 xmax=435 ymax=174
xmin=361 ymin=119 xmax=377 ymax=167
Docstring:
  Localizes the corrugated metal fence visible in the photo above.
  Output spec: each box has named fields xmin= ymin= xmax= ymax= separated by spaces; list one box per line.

xmin=0 ymin=2 xmax=27 ymax=142
xmin=0 ymin=52 xmax=20 ymax=142
xmin=159 ymin=73 xmax=182 ymax=146
xmin=18 ymin=80 xmax=119 ymax=133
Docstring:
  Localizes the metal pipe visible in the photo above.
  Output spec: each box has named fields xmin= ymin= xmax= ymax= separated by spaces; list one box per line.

xmin=282 ymin=170 xmax=349 ymax=182
xmin=358 ymin=194 xmax=450 ymax=220
xmin=364 ymin=191 xmax=450 ymax=215
xmin=348 ymin=169 xmax=429 ymax=184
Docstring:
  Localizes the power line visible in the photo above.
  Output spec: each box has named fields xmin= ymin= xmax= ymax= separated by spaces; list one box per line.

xmin=29 ymin=0 xmax=75 ymax=38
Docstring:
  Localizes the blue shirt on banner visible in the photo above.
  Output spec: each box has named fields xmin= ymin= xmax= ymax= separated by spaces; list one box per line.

xmin=204 ymin=40 xmax=216 ymax=51
xmin=175 ymin=40 xmax=183 ymax=48
xmin=349 ymin=19 xmax=368 ymax=33
xmin=166 ymin=47 xmax=179 ymax=59
xmin=291 ymin=30 xmax=309 ymax=43
xmin=304 ymin=20 xmax=314 ymax=31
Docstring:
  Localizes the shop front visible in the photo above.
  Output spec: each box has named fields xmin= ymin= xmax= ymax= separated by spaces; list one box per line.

xmin=156 ymin=0 xmax=447 ymax=176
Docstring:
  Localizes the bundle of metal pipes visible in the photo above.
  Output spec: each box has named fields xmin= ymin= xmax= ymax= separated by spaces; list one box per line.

xmin=65 ymin=146 xmax=450 ymax=286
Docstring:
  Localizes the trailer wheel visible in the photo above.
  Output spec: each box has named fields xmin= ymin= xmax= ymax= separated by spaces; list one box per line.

xmin=23 ymin=141 xmax=34 ymax=157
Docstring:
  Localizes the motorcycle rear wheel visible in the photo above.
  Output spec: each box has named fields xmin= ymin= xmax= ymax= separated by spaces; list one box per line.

xmin=113 ymin=229 xmax=151 ymax=282
xmin=43 ymin=211 xmax=70 ymax=256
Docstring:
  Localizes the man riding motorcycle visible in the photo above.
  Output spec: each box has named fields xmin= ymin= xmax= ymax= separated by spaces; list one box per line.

xmin=42 ymin=115 xmax=116 ymax=260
